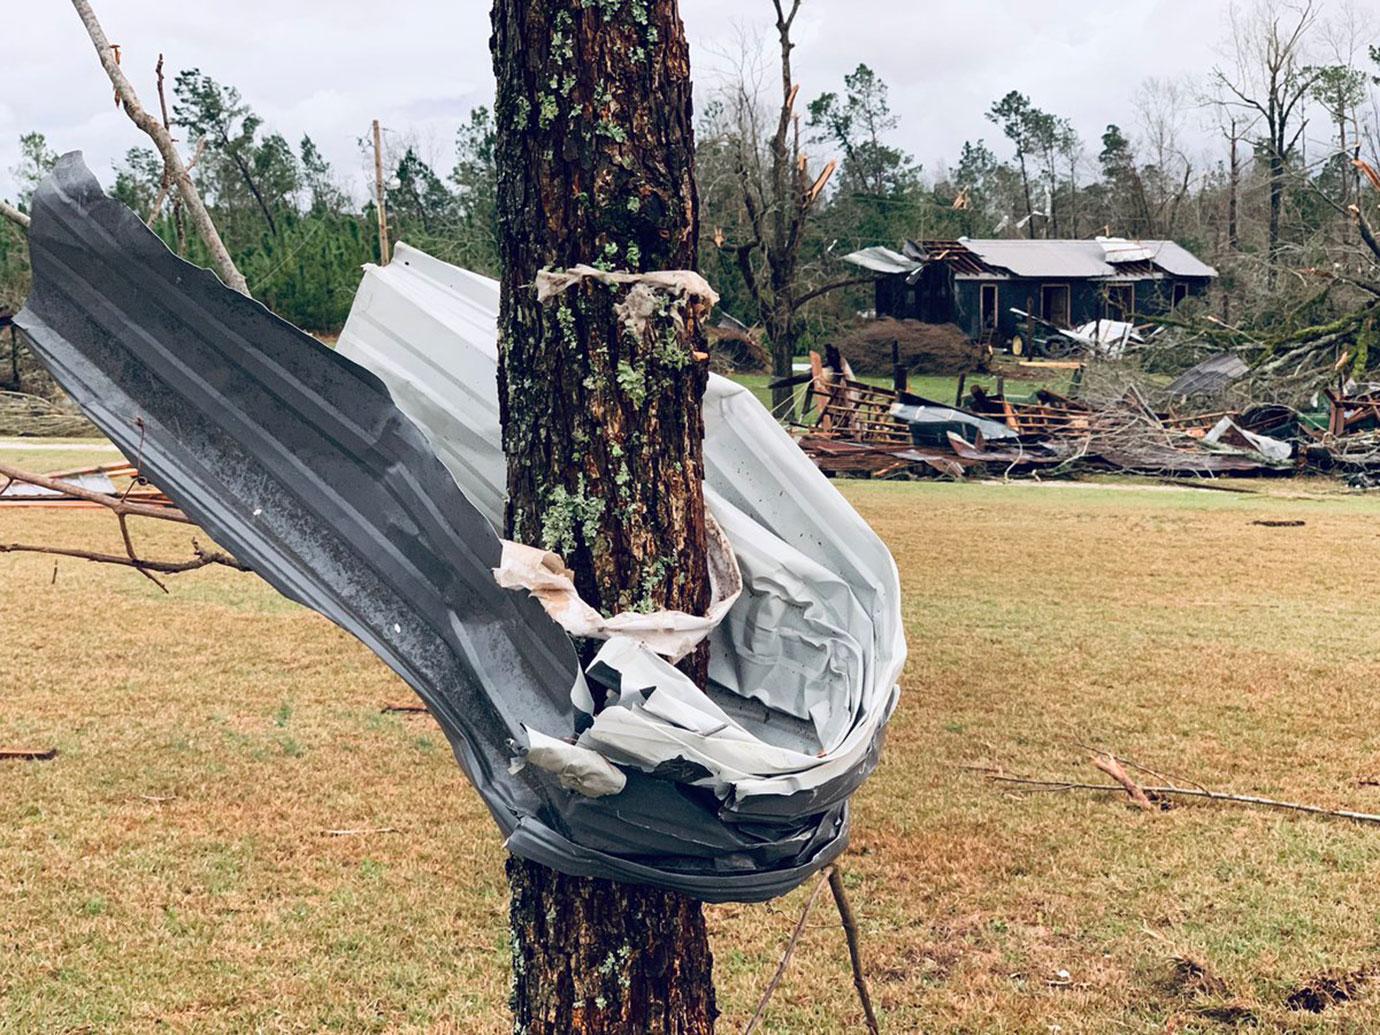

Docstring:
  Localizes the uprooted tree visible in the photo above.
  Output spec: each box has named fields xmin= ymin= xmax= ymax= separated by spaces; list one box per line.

xmin=491 ymin=0 xmax=717 ymax=1030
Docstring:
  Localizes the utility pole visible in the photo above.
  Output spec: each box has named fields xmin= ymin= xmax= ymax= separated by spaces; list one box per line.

xmin=372 ymin=118 xmax=390 ymax=265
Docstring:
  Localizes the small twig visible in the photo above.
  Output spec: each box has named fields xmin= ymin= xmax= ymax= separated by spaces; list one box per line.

xmin=323 ymin=827 xmax=398 ymax=837
xmin=744 ymin=866 xmax=834 ymax=1035
xmin=381 ymin=703 xmax=429 ymax=714
xmin=828 ymin=867 xmax=881 ymax=1035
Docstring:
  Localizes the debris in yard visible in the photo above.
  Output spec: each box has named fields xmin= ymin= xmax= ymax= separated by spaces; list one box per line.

xmin=0 ymin=460 xmax=246 ymax=592
xmin=381 ymin=702 xmax=429 ymax=715
xmin=0 ymin=389 xmax=96 ymax=437
xmin=0 ymin=462 xmax=174 ymax=509
xmin=0 ymin=747 xmax=58 ymax=761
xmin=793 ymin=348 xmax=1297 ymax=480
xmin=1251 ymin=519 xmax=1305 ymax=527
xmin=323 ymin=826 xmax=399 ymax=837
xmin=1165 ymin=352 xmax=1250 ymax=399
xmin=975 ymin=750 xmax=1380 ymax=826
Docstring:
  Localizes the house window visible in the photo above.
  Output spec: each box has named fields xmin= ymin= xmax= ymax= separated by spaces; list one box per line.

xmin=1040 ymin=284 xmax=1071 ymax=328
xmin=1106 ymin=284 xmax=1134 ymax=320
xmin=979 ymin=283 xmax=999 ymax=331
xmin=1172 ymin=282 xmax=1189 ymax=309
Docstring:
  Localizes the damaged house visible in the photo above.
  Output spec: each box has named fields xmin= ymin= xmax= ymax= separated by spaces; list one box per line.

xmin=845 ymin=238 xmax=1217 ymax=345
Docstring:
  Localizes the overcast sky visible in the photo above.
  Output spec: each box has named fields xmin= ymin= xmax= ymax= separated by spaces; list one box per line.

xmin=2 ymin=1 xmax=1261 ymax=202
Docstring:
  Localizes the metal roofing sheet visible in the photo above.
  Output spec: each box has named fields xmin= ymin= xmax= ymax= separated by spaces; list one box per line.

xmin=14 ymin=154 xmax=902 ymax=903
xmin=957 ymin=238 xmax=1217 ymax=280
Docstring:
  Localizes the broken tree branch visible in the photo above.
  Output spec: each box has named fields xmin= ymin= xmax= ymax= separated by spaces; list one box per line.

xmin=1090 ymin=752 xmax=1156 ymax=810
xmin=0 ymin=462 xmax=248 ymax=590
xmin=828 ymin=867 xmax=881 ymax=1035
xmin=1 ymin=201 xmax=29 ymax=231
xmin=68 ymin=0 xmax=249 ymax=296
xmin=982 ymin=774 xmax=1380 ymax=825
xmin=744 ymin=866 xmax=834 ymax=1035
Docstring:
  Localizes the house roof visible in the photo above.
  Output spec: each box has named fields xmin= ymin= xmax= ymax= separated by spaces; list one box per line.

xmin=844 ymin=237 xmax=1218 ymax=281
xmin=959 ymin=238 xmax=1218 ymax=279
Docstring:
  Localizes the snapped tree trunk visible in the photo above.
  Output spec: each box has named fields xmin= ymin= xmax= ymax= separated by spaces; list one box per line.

xmin=491 ymin=1 xmax=717 ymax=1032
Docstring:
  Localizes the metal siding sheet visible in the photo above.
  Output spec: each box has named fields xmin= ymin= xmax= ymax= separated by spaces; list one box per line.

xmin=14 ymin=154 xmax=884 ymax=903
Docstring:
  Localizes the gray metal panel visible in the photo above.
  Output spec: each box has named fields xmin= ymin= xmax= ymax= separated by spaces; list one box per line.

xmin=960 ymin=238 xmax=1114 ymax=278
xmin=14 ymin=153 xmax=857 ymax=903
xmin=842 ymin=246 xmax=921 ymax=275
xmin=1140 ymin=240 xmax=1219 ymax=279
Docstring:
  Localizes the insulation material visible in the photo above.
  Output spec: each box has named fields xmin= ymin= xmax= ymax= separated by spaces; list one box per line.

xmin=495 ymin=512 xmax=742 ymax=664
xmin=16 ymin=155 xmax=903 ymax=902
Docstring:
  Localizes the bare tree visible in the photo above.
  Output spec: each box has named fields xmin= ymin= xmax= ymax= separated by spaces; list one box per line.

xmin=1213 ymin=0 xmax=1321 ymax=279
xmin=712 ymin=1 xmax=841 ymax=417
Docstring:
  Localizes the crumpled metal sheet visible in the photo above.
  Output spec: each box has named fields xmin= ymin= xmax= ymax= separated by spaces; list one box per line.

xmin=337 ymin=244 xmax=904 ymax=817
xmin=16 ymin=155 xmax=902 ymax=902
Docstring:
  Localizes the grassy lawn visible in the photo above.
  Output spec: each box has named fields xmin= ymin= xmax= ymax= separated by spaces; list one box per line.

xmin=5 ymin=443 xmax=1380 ymax=1031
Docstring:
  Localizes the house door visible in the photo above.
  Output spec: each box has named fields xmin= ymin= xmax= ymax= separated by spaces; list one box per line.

xmin=979 ymin=284 xmax=998 ymax=332
xmin=1041 ymin=284 xmax=1071 ymax=328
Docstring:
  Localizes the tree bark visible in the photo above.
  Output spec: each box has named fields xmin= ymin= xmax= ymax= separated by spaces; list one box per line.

xmin=491 ymin=2 xmax=716 ymax=1032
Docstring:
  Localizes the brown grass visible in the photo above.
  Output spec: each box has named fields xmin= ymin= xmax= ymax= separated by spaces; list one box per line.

xmin=5 ymin=449 xmax=1380 ymax=1032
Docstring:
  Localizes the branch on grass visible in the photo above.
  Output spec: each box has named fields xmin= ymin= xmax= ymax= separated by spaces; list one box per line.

xmin=68 ymin=0 xmax=249 ymax=295
xmin=0 ymin=461 xmax=247 ymax=591
xmin=979 ymin=772 xmax=1380 ymax=825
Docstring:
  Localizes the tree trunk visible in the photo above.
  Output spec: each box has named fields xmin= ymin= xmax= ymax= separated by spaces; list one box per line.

xmin=1268 ymin=151 xmax=1284 ymax=283
xmin=1227 ymin=129 xmax=1239 ymax=252
xmin=491 ymin=2 xmax=716 ymax=1032
xmin=767 ymin=305 xmax=795 ymax=418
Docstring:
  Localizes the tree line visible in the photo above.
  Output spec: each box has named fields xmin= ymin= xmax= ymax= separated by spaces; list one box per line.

xmin=3 ymin=0 xmax=1379 ymax=365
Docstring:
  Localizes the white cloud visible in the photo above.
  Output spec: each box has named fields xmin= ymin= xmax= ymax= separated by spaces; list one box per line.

xmin=1 ymin=0 xmax=1240 ymax=202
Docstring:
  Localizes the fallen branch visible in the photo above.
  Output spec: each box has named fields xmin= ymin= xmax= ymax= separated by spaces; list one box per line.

xmin=1090 ymin=752 xmax=1155 ymax=810
xmin=69 ymin=0 xmax=249 ymax=295
xmin=982 ymin=774 xmax=1380 ymax=825
xmin=0 ymin=461 xmax=247 ymax=590
xmin=0 ymin=747 xmax=58 ymax=761
xmin=323 ymin=827 xmax=398 ymax=837
xmin=744 ymin=866 xmax=834 ymax=1035
xmin=1 ymin=200 xmax=29 ymax=231
xmin=381 ymin=702 xmax=429 ymax=715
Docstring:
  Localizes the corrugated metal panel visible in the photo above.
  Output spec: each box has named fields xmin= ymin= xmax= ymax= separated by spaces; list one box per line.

xmin=1140 ymin=240 xmax=1219 ymax=278
xmin=960 ymin=238 xmax=1114 ymax=278
xmin=13 ymin=154 xmax=901 ymax=902
xmin=337 ymin=247 xmax=904 ymax=818
xmin=842 ymin=245 xmax=921 ymax=275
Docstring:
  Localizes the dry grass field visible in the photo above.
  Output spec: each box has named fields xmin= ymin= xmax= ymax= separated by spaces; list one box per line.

xmin=5 ymin=443 xmax=1380 ymax=1032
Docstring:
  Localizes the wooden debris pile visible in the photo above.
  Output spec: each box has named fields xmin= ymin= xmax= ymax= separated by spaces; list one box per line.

xmin=791 ymin=349 xmax=1301 ymax=480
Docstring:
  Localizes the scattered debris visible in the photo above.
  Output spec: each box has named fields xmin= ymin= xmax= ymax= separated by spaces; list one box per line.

xmin=794 ymin=349 xmax=1297 ymax=480
xmin=381 ymin=702 xmax=429 ymax=715
xmin=322 ymin=826 xmax=399 ymax=837
xmin=1251 ymin=519 xmax=1305 ymax=527
xmin=974 ymin=749 xmax=1380 ymax=826
xmin=0 ymin=390 xmax=95 ymax=437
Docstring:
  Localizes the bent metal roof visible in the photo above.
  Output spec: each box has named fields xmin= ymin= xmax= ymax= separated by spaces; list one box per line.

xmin=844 ymin=237 xmax=1217 ymax=281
